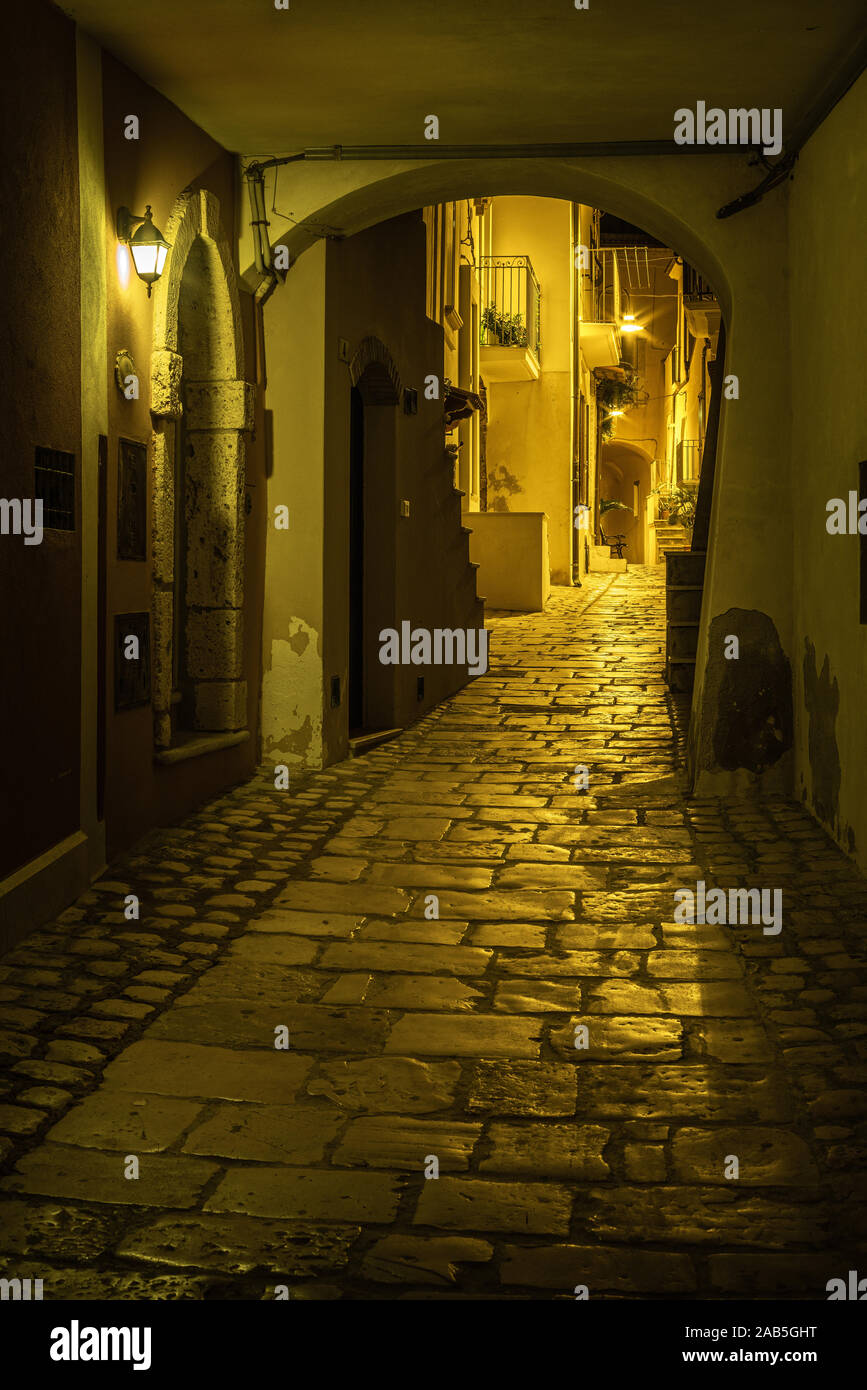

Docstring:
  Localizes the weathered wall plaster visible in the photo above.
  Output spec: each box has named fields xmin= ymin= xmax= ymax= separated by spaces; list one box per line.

xmin=789 ymin=73 xmax=867 ymax=870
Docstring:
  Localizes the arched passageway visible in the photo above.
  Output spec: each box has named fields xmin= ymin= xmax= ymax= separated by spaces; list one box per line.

xmin=256 ymin=158 xmax=800 ymax=806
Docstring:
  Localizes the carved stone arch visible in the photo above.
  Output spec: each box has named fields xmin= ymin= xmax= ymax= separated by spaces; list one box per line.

xmin=149 ymin=188 xmax=254 ymax=749
xmin=349 ymin=336 xmax=402 ymax=405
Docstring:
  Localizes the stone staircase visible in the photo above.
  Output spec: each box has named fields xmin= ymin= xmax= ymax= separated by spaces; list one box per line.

xmin=665 ymin=549 xmax=706 ymax=694
xmin=452 ymin=491 xmax=486 ymax=631
xmin=653 ymin=520 xmax=691 ymax=564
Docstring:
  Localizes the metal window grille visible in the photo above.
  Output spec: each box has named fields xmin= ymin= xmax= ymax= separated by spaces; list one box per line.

xmin=34 ymin=447 xmax=75 ymax=530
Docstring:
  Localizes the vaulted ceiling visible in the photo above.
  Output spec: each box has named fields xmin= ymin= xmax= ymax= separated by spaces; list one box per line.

xmin=60 ymin=0 xmax=865 ymax=154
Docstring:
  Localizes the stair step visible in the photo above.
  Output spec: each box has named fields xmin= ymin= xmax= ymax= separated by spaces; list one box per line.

xmin=349 ymin=727 xmax=403 ymax=757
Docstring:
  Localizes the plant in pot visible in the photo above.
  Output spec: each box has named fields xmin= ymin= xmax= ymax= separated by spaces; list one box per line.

xmin=668 ymin=485 xmax=697 ymax=532
xmin=652 ymin=483 xmax=694 ymax=530
xmin=597 ymin=363 xmax=644 ymax=440
xmin=482 ymin=304 xmax=528 ymax=348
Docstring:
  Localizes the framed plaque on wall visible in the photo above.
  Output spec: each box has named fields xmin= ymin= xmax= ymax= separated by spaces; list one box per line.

xmin=118 ymin=437 xmax=147 ymax=561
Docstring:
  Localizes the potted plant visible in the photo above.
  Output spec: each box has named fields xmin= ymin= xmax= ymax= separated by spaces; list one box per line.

xmin=652 ymin=483 xmax=695 ymax=530
xmin=597 ymin=364 xmax=644 ymax=440
xmin=482 ymin=304 xmax=528 ymax=348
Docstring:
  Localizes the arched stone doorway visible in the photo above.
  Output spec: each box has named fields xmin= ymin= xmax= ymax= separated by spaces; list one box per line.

xmin=348 ymin=335 xmax=401 ymax=734
xmin=149 ymin=188 xmax=254 ymax=749
xmin=600 ymin=442 xmax=655 ymax=563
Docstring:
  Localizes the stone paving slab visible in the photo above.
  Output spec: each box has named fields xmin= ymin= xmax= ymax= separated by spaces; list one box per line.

xmin=1 ymin=569 xmax=866 ymax=1298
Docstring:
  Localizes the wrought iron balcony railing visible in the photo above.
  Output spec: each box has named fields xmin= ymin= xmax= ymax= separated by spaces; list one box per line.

xmin=479 ymin=255 xmax=541 ymax=361
xmin=683 ymin=264 xmax=717 ymax=302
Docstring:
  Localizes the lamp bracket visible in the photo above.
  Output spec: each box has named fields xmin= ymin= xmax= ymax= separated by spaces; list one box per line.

xmin=116 ymin=206 xmax=150 ymax=243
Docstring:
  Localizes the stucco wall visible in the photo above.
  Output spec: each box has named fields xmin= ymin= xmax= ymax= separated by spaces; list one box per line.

xmin=468 ymin=512 xmax=550 ymax=610
xmin=261 ymin=241 xmax=327 ymax=771
xmin=485 ymin=197 xmax=574 ymax=583
xmin=323 ymin=213 xmax=483 ymax=762
xmin=0 ymin=0 xmax=82 ymax=880
xmin=789 ymin=72 xmax=867 ymax=868
xmin=261 ymin=213 xmax=485 ymax=770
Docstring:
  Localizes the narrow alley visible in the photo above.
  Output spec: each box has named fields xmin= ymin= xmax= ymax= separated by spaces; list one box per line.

xmin=2 ymin=567 xmax=865 ymax=1299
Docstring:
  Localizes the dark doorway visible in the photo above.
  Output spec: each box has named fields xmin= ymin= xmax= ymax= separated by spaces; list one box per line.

xmin=349 ymin=384 xmax=365 ymax=731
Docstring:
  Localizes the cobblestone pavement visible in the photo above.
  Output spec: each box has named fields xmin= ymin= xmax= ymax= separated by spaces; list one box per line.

xmin=2 ymin=566 xmax=867 ymax=1299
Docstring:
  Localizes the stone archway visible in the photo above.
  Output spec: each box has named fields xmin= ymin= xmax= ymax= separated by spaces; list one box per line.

xmin=601 ymin=440 xmax=655 ymax=563
xmin=254 ymin=156 xmax=799 ymax=799
xmin=149 ymin=188 xmax=254 ymax=748
xmin=349 ymin=336 xmax=402 ymax=405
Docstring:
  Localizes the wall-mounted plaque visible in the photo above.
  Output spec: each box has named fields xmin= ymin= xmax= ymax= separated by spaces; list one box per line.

xmin=114 ymin=612 xmax=151 ymax=711
xmin=118 ymin=437 xmax=147 ymax=560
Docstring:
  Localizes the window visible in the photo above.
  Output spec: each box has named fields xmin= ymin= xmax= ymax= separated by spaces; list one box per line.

xmin=34 ymin=447 xmax=75 ymax=530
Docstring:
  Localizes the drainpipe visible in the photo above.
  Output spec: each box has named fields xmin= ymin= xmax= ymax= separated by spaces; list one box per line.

xmin=253 ymin=273 xmax=279 ymax=389
xmin=593 ymin=405 xmax=603 ymax=544
xmin=698 ymin=337 xmax=711 ymax=461
xmin=571 ymin=204 xmax=582 ymax=586
xmin=245 ymin=161 xmax=294 ymax=387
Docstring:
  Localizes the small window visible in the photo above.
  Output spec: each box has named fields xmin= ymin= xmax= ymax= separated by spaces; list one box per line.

xmin=34 ymin=447 xmax=75 ymax=530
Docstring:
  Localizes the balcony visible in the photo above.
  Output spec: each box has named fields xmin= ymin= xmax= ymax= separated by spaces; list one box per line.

xmin=683 ymin=264 xmax=721 ymax=340
xmin=479 ymin=255 xmax=541 ymax=382
xmin=676 ymin=438 xmax=702 ymax=483
xmin=579 ymin=247 xmax=623 ymax=369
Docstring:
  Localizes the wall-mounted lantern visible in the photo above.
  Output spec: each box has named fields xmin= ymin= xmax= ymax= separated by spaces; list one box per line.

xmin=116 ymin=205 xmax=170 ymax=297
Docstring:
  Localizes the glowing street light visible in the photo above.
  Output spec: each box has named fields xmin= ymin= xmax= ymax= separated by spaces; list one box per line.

xmin=116 ymin=205 xmax=171 ymax=297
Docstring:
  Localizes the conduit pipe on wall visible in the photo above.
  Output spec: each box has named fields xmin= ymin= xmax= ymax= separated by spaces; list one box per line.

xmin=247 ymin=166 xmax=269 ymax=275
xmin=249 ymin=142 xmax=755 ymax=168
xmin=241 ymin=26 xmax=867 ymax=219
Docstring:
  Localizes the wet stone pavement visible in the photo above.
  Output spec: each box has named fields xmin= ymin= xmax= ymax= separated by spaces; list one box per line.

xmin=2 ymin=566 xmax=867 ymax=1299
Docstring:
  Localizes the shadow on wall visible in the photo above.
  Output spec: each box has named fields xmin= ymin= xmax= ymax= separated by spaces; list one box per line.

xmin=698 ymin=609 xmax=794 ymax=778
xmin=487 ymin=464 xmax=523 ymax=510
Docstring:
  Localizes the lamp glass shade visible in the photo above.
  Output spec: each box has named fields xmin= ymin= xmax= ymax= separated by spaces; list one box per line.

xmin=130 ymin=241 xmax=160 ymax=278
xmin=129 ymin=207 xmax=171 ymax=290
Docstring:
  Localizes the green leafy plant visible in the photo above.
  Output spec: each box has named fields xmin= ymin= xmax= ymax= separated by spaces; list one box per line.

xmin=597 ymin=364 xmax=644 ymax=440
xmin=652 ymin=482 xmax=696 ymax=530
xmin=482 ymin=303 xmax=528 ymax=348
